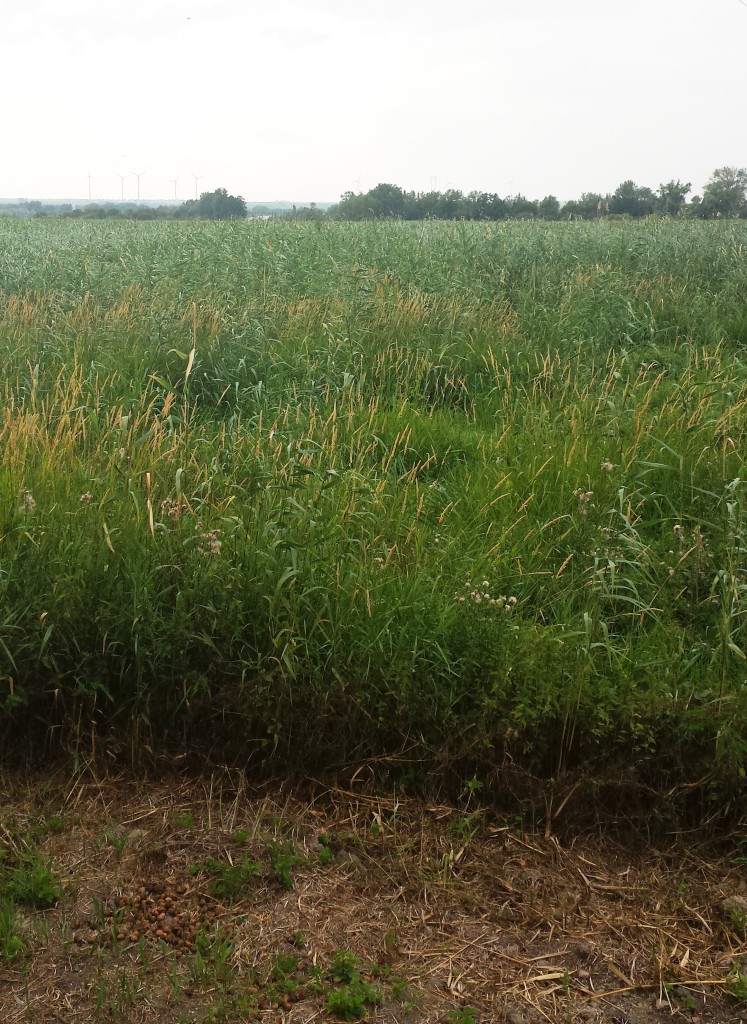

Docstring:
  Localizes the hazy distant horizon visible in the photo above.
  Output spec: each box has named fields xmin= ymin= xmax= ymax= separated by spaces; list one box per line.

xmin=0 ymin=195 xmax=337 ymax=208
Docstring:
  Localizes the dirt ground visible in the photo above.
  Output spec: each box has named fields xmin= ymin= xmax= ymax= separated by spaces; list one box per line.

xmin=1 ymin=768 xmax=746 ymax=1023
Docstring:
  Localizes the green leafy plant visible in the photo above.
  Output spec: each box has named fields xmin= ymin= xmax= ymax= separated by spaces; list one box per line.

xmin=190 ymin=926 xmax=236 ymax=989
xmin=101 ymin=828 xmax=128 ymax=856
xmin=325 ymin=949 xmax=382 ymax=1020
xmin=171 ymin=811 xmax=194 ymax=831
xmin=329 ymin=949 xmax=362 ymax=985
xmin=315 ymin=833 xmax=336 ymax=866
xmin=266 ymin=840 xmax=304 ymax=890
xmin=730 ymin=908 xmax=747 ymax=941
xmin=326 ymin=979 xmax=382 ymax=1020
xmin=0 ymin=901 xmax=26 ymax=961
xmin=191 ymin=856 xmax=261 ymax=902
xmin=448 ymin=1008 xmax=479 ymax=1024
xmin=4 ymin=853 xmax=60 ymax=909
xmin=271 ymin=953 xmax=300 ymax=981
xmin=727 ymin=971 xmax=747 ymax=1002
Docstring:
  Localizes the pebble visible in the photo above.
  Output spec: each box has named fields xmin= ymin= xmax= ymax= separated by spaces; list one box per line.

xmin=722 ymin=895 xmax=747 ymax=915
xmin=572 ymin=940 xmax=594 ymax=958
xmin=574 ymin=1008 xmax=597 ymax=1022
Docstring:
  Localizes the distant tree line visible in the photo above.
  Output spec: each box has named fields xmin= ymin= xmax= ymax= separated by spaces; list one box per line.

xmin=327 ymin=168 xmax=747 ymax=221
xmin=0 ymin=200 xmax=74 ymax=217
xmin=4 ymin=168 xmax=746 ymax=223
xmin=0 ymin=189 xmax=248 ymax=221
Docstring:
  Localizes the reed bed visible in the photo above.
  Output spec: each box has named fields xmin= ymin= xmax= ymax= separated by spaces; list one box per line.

xmin=1 ymin=218 xmax=746 ymax=819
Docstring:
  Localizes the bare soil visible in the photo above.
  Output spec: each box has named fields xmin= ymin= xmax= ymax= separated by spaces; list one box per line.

xmin=1 ymin=768 xmax=746 ymax=1023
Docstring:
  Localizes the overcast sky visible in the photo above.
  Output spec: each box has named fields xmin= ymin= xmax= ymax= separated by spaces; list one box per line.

xmin=1 ymin=0 xmax=745 ymax=203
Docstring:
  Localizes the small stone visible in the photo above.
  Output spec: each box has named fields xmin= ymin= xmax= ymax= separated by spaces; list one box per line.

xmin=572 ymin=940 xmax=594 ymax=959
xmin=655 ymin=997 xmax=670 ymax=1010
xmin=722 ymin=895 xmax=747 ymax=915
xmin=574 ymin=1008 xmax=597 ymax=1022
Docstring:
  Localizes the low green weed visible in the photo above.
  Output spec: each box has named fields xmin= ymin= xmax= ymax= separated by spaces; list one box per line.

xmin=727 ymin=971 xmax=747 ymax=1002
xmin=191 ymin=856 xmax=261 ymax=901
xmin=448 ymin=1008 xmax=479 ymax=1024
xmin=0 ymin=901 xmax=26 ymax=961
xmin=190 ymin=926 xmax=236 ymax=989
xmin=171 ymin=812 xmax=194 ymax=831
xmin=266 ymin=839 xmax=304 ymax=889
xmin=2 ymin=852 xmax=60 ymax=909
xmin=101 ymin=828 xmax=128 ymax=856
xmin=326 ymin=950 xmax=382 ymax=1020
xmin=729 ymin=908 xmax=747 ymax=941
xmin=326 ymin=979 xmax=382 ymax=1020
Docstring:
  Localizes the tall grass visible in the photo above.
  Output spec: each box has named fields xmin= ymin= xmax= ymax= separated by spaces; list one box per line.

xmin=1 ymin=218 xmax=746 ymax=813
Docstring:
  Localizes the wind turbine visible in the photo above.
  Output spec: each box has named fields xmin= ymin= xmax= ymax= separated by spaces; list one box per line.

xmin=117 ymin=173 xmax=130 ymax=201
xmin=192 ymin=173 xmax=203 ymax=200
xmin=132 ymin=171 xmax=145 ymax=201
xmin=86 ymin=172 xmax=93 ymax=201
xmin=351 ymin=173 xmax=363 ymax=193
xmin=169 ymin=177 xmax=179 ymax=200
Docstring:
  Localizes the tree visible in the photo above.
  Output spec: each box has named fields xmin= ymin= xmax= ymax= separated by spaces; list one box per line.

xmin=538 ymin=195 xmax=561 ymax=220
xmin=701 ymin=167 xmax=747 ymax=219
xmin=181 ymin=188 xmax=247 ymax=220
xmin=334 ymin=183 xmax=407 ymax=219
xmin=608 ymin=180 xmax=657 ymax=218
xmin=364 ymin=183 xmax=407 ymax=218
xmin=464 ymin=192 xmax=508 ymax=220
xmin=656 ymin=180 xmax=691 ymax=216
xmin=564 ymin=192 xmax=606 ymax=219
xmin=505 ymin=194 xmax=537 ymax=219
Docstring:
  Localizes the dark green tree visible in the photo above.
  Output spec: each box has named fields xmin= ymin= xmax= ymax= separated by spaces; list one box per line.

xmin=608 ymin=180 xmax=657 ymax=218
xmin=365 ymin=183 xmax=407 ymax=217
xmin=656 ymin=179 xmax=691 ymax=216
xmin=465 ymin=192 xmax=508 ymax=220
xmin=334 ymin=183 xmax=407 ymax=219
xmin=182 ymin=188 xmax=247 ymax=220
xmin=563 ymin=193 xmax=606 ymax=219
xmin=701 ymin=167 xmax=747 ymax=218
xmin=538 ymin=195 xmax=561 ymax=220
xmin=505 ymin=194 xmax=537 ymax=219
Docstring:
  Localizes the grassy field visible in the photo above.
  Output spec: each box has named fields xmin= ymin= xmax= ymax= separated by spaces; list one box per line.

xmin=1 ymin=217 xmax=746 ymax=817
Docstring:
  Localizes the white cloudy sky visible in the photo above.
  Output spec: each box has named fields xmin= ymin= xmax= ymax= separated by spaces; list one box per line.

xmin=1 ymin=0 xmax=745 ymax=202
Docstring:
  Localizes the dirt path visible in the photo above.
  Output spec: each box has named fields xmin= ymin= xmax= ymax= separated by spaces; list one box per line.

xmin=1 ymin=769 xmax=745 ymax=1023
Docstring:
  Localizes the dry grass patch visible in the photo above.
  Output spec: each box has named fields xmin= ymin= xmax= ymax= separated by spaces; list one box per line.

xmin=1 ymin=769 xmax=747 ymax=1023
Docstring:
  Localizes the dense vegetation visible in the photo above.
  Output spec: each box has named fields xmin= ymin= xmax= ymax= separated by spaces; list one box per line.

xmin=1 ymin=218 xmax=746 ymax=818
xmin=331 ymin=168 xmax=747 ymax=221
